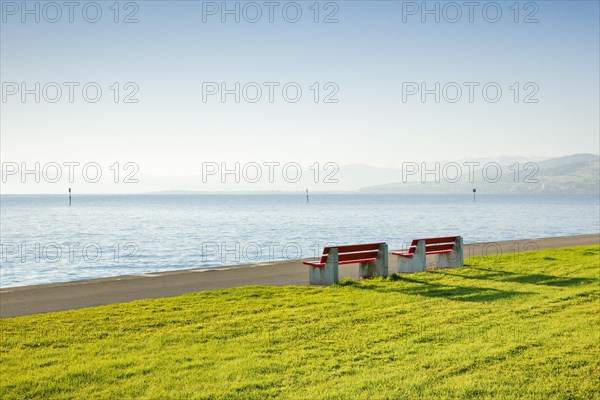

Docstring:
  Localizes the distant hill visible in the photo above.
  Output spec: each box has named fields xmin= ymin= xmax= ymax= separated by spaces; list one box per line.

xmin=359 ymin=154 xmax=599 ymax=194
xmin=2 ymin=154 xmax=597 ymax=194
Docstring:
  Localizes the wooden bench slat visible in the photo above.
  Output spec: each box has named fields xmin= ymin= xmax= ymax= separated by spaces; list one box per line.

xmin=425 ymin=243 xmax=455 ymax=252
xmin=319 ymin=250 xmax=380 ymax=264
xmin=393 ymin=249 xmax=452 ymax=257
xmin=425 ymin=250 xmax=453 ymax=255
xmin=339 ymin=258 xmax=376 ymax=265
xmin=413 ymin=236 xmax=459 ymax=245
xmin=303 ymin=257 xmax=378 ymax=268
xmin=322 ymin=243 xmax=384 ymax=255
xmin=337 ymin=250 xmax=379 ymax=262
xmin=303 ymin=261 xmax=326 ymax=267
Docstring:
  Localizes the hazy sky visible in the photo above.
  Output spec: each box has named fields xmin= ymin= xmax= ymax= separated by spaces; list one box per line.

xmin=1 ymin=1 xmax=599 ymax=188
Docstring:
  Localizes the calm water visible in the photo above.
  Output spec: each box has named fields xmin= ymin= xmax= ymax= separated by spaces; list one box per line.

xmin=1 ymin=194 xmax=598 ymax=288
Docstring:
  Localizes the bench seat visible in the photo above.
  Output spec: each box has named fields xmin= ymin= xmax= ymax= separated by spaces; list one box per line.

xmin=303 ymin=258 xmax=377 ymax=267
xmin=392 ymin=250 xmax=452 ymax=258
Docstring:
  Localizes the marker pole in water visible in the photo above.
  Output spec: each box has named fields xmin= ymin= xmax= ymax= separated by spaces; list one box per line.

xmin=306 ymin=189 xmax=309 ymax=203
xmin=69 ymin=188 xmax=72 ymax=206
xmin=473 ymin=188 xmax=476 ymax=202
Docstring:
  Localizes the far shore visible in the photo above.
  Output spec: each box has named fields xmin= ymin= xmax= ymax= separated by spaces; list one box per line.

xmin=1 ymin=234 xmax=598 ymax=318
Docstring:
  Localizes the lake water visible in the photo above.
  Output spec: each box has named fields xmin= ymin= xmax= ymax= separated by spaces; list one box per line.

xmin=1 ymin=194 xmax=598 ymax=288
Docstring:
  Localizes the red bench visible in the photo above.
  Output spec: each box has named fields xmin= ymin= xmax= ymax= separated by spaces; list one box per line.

xmin=304 ymin=243 xmax=388 ymax=285
xmin=393 ymin=236 xmax=463 ymax=272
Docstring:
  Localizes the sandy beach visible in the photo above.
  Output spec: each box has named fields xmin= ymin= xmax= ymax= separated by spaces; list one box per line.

xmin=1 ymin=234 xmax=598 ymax=318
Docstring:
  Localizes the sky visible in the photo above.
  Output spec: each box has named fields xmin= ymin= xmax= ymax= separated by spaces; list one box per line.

xmin=1 ymin=0 xmax=599 ymax=192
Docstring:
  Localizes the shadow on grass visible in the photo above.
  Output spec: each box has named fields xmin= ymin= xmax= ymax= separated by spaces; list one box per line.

xmin=356 ymin=275 xmax=534 ymax=302
xmin=502 ymin=274 xmax=595 ymax=287
xmin=434 ymin=267 xmax=596 ymax=287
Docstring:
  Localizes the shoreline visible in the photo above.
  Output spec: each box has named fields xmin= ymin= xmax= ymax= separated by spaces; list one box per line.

xmin=1 ymin=233 xmax=598 ymax=318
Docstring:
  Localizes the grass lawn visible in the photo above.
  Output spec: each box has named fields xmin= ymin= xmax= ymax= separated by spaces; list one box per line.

xmin=1 ymin=245 xmax=599 ymax=399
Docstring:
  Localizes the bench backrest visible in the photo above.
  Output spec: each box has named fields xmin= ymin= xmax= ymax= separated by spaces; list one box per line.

xmin=318 ymin=243 xmax=385 ymax=264
xmin=406 ymin=236 xmax=459 ymax=254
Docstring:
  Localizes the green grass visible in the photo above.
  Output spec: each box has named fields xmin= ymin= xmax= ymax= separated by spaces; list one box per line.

xmin=1 ymin=246 xmax=599 ymax=399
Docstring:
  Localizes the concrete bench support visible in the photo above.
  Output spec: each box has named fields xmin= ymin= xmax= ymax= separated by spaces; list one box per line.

xmin=359 ymin=243 xmax=389 ymax=279
xmin=436 ymin=236 xmax=464 ymax=268
xmin=309 ymin=248 xmax=339 ymax=285
xmin=397 ymin=240 xmax=426 ymax=273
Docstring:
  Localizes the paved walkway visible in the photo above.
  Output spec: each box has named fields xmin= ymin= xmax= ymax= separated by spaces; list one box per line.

xmin=1 ymin=234 xmax=598 ymax=317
